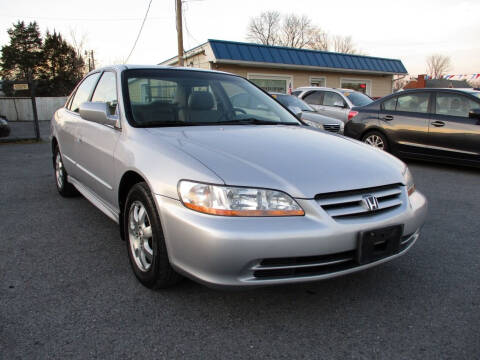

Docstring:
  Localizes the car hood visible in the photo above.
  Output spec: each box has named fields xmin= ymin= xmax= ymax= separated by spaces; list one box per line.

xmin=146 ymin=125 xmax=406 ymax=199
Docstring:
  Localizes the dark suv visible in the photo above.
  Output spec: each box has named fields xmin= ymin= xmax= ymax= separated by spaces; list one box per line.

xmin=344 ymin=88 xmax=480 ymax=167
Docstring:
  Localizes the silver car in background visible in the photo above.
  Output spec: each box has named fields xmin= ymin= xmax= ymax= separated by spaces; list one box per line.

xmin=51 ymin=65 xmax=427 ymax=289
xmin=293 ymin=86 xmax=373 ymax=123
xmin=270 ymin=92 xmax=344 ymax=134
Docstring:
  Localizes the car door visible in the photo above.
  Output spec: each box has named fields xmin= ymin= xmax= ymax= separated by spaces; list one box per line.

xmin=57 ymin=72 xmax=101 ymax=179
xmin=75 ymin=71 xmax=121 ymax=205
xmin=427 ymin=91 xmax=480 ymax=161
xmin=320 ymin=91 xmax=350 ymax=122
xmin=377 ymin=91 xmax=432 ymax=154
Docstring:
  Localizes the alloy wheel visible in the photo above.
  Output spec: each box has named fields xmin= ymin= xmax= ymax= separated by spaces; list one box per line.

xmin=364 ymin=134 xmax=385 ymax=150
xmin=128 ymin=201 xmax=154 ymax=272
xmin=55 ymin=153 xmax=64 ymax=189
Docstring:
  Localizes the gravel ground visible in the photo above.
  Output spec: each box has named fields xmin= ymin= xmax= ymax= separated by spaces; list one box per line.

xmin=0 ymin=142 xmax=479 ymax=359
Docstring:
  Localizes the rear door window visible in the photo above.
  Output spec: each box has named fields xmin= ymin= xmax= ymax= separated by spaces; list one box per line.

xmin=322 ymin=92 xmax=345 ymax=107
xmin=435 ymin=93 xmax=480 ymax=117
xmin=303 ymin=91 xmax=323 ymax=105
xmin=396 ymin=93 xmax=430 ymax=113
xmin=69 ymin=73 xmax=101 ymax=112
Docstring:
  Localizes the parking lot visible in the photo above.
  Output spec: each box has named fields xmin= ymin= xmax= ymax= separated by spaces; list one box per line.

xmin=1 ymin=141 xmax=479 ymax=359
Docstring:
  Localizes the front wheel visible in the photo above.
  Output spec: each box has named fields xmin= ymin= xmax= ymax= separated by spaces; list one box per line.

xmin=362 ymin=131 xmax=389 ymax=151
xmin=124 ymin=182 xmax=182 ymax=289
xmin=53 ymin=146 xmax=78 ymax=197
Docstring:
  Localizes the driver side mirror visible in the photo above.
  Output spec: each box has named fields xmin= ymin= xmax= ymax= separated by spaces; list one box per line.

xmin=468 ymin=108 xmax=480 ymax=120
xmin=79 ymin=102 xmax=119 ymax=128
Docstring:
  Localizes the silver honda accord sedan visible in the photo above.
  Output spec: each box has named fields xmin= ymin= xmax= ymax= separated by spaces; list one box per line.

xmin=51 ymin=65 xmax=427 ymax=289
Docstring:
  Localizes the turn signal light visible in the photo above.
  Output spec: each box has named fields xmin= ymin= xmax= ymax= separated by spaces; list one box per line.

xmin=348 ymin=111 xmax=359 ymax=121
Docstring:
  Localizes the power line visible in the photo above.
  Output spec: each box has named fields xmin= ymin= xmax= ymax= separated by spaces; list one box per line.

xmin=125 ymin=0 xmax=153 ymax=63
xmin=0 ymin=14 xmax=168 ymax=22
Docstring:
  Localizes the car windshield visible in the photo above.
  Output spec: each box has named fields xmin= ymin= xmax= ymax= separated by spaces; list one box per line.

xmin=341 ymin=91 xmax=373 ymax=107
xmin=273 ymin=94 xmax=314 ymax=112
xmin=124 ymin=69 xmax=301 ymax=127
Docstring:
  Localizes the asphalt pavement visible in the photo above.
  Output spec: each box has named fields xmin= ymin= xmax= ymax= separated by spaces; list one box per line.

xmin=1 ymin=142 xmax=479 ymax=359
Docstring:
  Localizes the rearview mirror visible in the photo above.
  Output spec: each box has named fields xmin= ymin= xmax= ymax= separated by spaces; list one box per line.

xmin=288 ymin=106 xmax=303 ymax=119
xmin=79 ymin=102 xmax=119 ymax=127
xmin=468 ymin=108 xmax=480 ymax=120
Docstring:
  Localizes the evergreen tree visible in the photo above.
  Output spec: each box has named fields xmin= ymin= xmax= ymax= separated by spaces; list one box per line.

xmin=0 ymin=21 xmax=43 ymax=82
xmin=39 ymin=30 xmax=85 ymax=96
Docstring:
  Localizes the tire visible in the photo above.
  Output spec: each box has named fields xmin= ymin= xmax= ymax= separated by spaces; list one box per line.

xmin=53 ymin=146 xmax=79 ymax=197
xmin=124 ymin=182 xmax=182 ymax=289
xmin=362 ymin=131 xmax=389 ymax=151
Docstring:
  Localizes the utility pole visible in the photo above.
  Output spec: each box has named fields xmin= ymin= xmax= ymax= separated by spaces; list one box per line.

xmin=176 ymin=0 xmax=184 ymax=66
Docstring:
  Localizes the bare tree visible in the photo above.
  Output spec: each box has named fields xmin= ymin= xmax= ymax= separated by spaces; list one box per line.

xmin=69 ymin=29 xmax=88 ymax=58
xmin=69 ymin=29 xmax=90 ymax=74
xmin=282 ymin=14 xmax=314 ymax=48
xmin=332 ymin=35 xmax=358 ymax=54
xmin=392 ymin=75 xmax=410 ymax=91
xmin=308 ymin=27 xmax=329 ymax=51
xmin=426 ymin=54 xmax=451 ymax=79
xmin=247 ymin=11 xmax=281 ymax=46
xmin=246 ymin=11 xmax=360 ymax=54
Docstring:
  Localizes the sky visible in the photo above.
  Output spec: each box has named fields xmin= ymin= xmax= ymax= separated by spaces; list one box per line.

xmin=1 ymin=0 xmax=479 ymax=77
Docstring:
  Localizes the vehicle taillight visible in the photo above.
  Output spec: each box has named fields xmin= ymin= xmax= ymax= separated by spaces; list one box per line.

xmin=348 ymin=110 xmax=358 ymax=121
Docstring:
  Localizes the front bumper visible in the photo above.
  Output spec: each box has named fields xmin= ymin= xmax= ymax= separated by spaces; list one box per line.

xmin=155 ymin=189 xmax=427 ymax=288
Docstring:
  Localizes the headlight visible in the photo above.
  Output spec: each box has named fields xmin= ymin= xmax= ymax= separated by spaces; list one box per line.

xmin=178 ymin=180 xmax=304 ymax=216
xmin=403 ymin=166 xmax=415 ymax=196
xmin=302 ymin=119 xmax=323 ymax=128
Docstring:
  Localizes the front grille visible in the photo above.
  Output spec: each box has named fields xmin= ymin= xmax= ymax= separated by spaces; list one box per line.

xmin=252 ymin=233 xmax=414 ymax=280
xmin=316 ymin=184 xmax=404 ymax=220
xmin=323 ymin=124 xmax=341 ymax=133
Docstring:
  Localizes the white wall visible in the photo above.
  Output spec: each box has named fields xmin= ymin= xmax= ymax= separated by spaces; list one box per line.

xmin=0 ymin=97 xmax=67 ymax=121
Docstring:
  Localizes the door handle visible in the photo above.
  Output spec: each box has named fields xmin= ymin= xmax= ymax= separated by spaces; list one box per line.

xmin=431 ymin=121 xmax=445 ymax=127
xmin=381 ymin=115 xmax=394 ymax=121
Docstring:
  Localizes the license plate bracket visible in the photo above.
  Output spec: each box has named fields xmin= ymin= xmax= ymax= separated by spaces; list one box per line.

xmin=357 ymin=225 xmax=403 ymax=265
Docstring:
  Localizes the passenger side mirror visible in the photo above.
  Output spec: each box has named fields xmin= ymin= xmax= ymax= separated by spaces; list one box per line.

xmin=288 ymin=106 xmax=303 ymax=119
xmin=79 ymin=102 xmax=119 ymax=128
xmin=468 ymin=108 xmax=480 ymax=120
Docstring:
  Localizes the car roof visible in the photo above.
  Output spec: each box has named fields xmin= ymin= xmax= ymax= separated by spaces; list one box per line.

xmin=397 ymin=87 xmax=478 ymax=93
xmin=85 ymin=64 xmax=233 ymax=76
xmin=293 ymin=86 xmax=357 ymax=94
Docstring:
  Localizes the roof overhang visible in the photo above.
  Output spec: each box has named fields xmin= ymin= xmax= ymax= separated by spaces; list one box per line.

xmin=213 ymin=59 xmax=404 ymax=76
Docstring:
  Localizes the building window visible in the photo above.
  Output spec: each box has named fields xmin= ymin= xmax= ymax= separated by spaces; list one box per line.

xmin=247 ymin=74 xmax=293 ymax=93
xmin=310 ymin=77 xmax=326 ymax=87
xmin=340 ymin=78 xmax=371 ymax=95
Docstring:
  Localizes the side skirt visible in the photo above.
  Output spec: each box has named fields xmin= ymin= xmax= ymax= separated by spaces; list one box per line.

xmin=68 ymin=175 xmax=120 ymax=224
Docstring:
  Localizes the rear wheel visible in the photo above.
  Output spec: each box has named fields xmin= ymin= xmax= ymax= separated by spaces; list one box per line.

xmin=362 ymin=131 xmax=389 ymax=151
xmin=124 ymin=182 xmax=182 ymax=289
xmin=53 ymin=146 xmax=78 ymax=197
